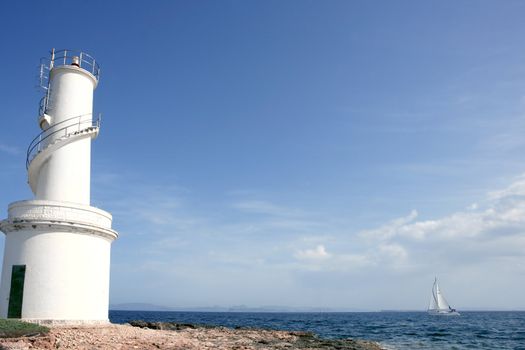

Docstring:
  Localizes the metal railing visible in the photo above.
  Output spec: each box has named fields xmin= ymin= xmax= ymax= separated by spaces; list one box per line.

xmin=38 ymin=96 xmax=48 ymax=116
xmin=26 ymin=113 xmax=101 ymax=169
xmin=39 ymin=48 xmax=100 ymax=91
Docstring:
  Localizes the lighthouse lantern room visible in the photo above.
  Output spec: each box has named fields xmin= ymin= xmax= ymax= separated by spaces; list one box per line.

xmin=0 ymin=49 xmax=118 ymax=324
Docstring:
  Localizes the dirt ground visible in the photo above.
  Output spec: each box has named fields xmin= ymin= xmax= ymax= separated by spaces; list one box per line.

xmin=0 ymin=323 xmax=384 ymax=350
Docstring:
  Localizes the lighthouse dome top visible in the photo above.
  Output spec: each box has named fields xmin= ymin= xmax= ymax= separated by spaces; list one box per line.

xmin=39 ymin=49 xmax=100 ymax=90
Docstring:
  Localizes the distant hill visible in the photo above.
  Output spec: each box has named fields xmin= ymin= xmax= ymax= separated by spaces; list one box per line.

xmin=110 ymin=303 xmax=233 ymax=312
xmin=110 ymin=303 xmax=370 ymax=312
xmin=110 ymin=303 xmax=175 ymax=311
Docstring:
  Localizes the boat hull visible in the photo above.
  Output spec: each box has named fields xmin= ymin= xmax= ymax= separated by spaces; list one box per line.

xmin=428 ymin=310 xmax=460 ymax=316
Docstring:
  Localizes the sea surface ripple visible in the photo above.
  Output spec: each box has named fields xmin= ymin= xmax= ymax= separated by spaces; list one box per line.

xmin=110 ymin=310 xmax=525 ymax=349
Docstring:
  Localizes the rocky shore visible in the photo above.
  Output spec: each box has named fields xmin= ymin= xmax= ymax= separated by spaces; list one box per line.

xmin=0 ymin=321 xmax=384 ymax=350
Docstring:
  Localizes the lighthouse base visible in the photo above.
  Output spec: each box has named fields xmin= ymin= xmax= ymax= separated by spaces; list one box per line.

xmin=0 ymin=200 xmax=118 ymax=322
xmin=15 ymin=318 xmax=111 ymax=326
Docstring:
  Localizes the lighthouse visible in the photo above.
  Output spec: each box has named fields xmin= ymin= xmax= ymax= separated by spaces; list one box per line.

xmin=0 ymin=49 xmax=118 ymax=324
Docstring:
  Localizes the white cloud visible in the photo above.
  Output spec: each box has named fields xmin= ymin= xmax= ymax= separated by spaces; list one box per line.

xmin=378 ymin=243 xmax=408 ymax=261
xmin=466 ymin=202 xmax=478 ymax=210
xmin=359 ymin=209 xmax=418 ymax=241
xmin=232 ymin=200 xmax=304 ymax=217
xmin=488 ymin=175 xmax=525 ymax=200
xmin=355 ymin=175 xmax=525 ymax=272
xmin=294 ymin=245 xmax=331 ymax=260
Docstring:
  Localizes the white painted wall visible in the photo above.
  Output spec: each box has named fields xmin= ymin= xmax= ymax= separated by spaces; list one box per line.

xmin=35 ymin=66 xmax=97 ymax=205
xmin=35 ymin=138 xmax=91 ymax=204
xmin=0 ymin=230 xmax=112 ymax=321
xmin=0 ymin=200 xmax=117 ymax=322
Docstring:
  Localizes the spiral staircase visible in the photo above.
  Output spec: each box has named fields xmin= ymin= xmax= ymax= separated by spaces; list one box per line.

xmin=26 ymin=114 xmax=100 ymax=194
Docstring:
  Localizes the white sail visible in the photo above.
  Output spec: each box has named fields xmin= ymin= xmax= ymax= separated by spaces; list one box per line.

xmin=428 ymin=294 xmax=437 ymax=310
xmin=427 ymin=277 xmax=460 ymax=315
xmin=428 ymin=280 xmax=438 ymax=310
xmin=435 ymin=282 xmax=450 ymax=310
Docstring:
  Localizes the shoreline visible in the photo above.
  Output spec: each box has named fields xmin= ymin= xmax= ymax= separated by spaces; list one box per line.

xmin=0 ymin=321 xmax=384 ymax=350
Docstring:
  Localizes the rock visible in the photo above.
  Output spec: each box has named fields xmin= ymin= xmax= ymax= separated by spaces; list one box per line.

xmin=129 ymin=321 xmax=199 ymax=331
xmin=128 ymin=320 xmax=149 ymax=328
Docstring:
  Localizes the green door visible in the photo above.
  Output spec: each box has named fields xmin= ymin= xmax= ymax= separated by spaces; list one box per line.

xmin=7 ymin=265 xmax=26 ymax=318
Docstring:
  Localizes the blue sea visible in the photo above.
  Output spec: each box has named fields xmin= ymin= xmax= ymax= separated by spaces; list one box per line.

xmin=109 ymin=310 xmax=525 ymax=349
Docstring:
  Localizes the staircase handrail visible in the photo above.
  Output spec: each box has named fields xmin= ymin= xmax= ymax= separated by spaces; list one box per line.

xmin=39 ymin=49 xmax=100 ymax=91
xmin=26 ymin=113 xmax=101 ymax=169
xmin=38 ymin=96 xmax=48 ymax=116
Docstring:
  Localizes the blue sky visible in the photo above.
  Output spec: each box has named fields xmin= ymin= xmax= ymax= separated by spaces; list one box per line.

xmin=1 ymin=0 xmax=525 ymax=310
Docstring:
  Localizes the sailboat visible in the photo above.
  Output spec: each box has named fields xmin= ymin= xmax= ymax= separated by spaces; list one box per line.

xmin=428 ymin=277 xmax=460 ymax=316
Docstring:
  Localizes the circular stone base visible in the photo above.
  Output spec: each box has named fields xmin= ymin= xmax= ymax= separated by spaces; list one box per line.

xmin=20 ymin=319 xmax=111 ymax=326
xmin=0 ymin=199 xmax=117 ymax=240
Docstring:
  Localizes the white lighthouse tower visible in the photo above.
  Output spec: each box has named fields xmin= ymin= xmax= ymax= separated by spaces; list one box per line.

xmin=0 ymin=49 xmax=118 ymax=324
